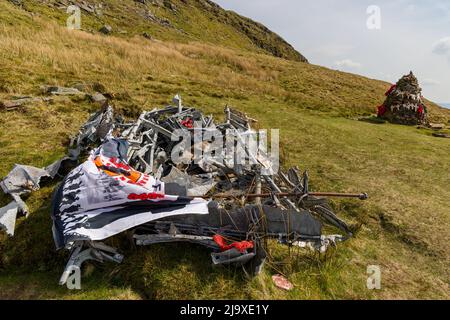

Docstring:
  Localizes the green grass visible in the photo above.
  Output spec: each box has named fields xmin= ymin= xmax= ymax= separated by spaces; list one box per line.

xmin=0 ymin=0 xmax=449 ymax=300
xmin=1 ymin=106 xmax=448 ymax=300
xmin=14 ymin=0 xmax=306 ymax=62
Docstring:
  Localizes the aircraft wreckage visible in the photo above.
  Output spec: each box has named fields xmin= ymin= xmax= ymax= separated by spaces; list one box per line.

xmin=0 ymin=95 xmax=368 ymax=285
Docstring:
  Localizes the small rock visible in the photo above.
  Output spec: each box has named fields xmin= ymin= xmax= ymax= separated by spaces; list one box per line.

xmin=1 ymin=100 xmax=23 ymax=110
xmin=432 ymin=133 xmax=450 ymax=139
xmin=429 ymin=123 xmax=445 ymax=130
xmin=142 ymin=32 xmax=153 ymax=40
xmin=9 ymin=0 xmax=22 ymax=6
xmin=43 ymin=86 xmax=83 ymax=96
xmin=145 ymin=10 xmax=157 ymax=21
xmin=0 ymin=97 xmax=42 ymax=110
xmin=90 ymin=92 xmax=107 ymax=103
xmin=159 ymin=18 xmax=171 ymax=27
xmin=78 ymin=3 xmax=95 ymax=14
xmin=164 ymin=1 xmax=177 ymax=11
xmin=99 ymin=25 xmax=113 ymax=35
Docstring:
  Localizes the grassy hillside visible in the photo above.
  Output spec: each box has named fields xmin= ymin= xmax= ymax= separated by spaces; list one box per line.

xmin=0 ymin=1 xmax=449 ymax=299
xmin=6 ymin=0 xmax=307 ymax=62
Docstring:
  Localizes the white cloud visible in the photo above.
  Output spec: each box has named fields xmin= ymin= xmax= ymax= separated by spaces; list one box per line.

xmin=335 ymin=59 xmax=362 ymax=70
xmin=432 ymin=37 xmax=450 ymax=55
xmin=422 ymin=78 xmax=440 ymax=86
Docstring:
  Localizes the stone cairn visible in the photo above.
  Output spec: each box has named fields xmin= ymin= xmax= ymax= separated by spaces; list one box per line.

xmin=378 ymin=71 xmax=428 ymax=125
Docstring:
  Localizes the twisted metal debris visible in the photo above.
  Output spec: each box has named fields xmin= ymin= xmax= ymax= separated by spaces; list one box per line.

xmin=0 ymin=95 xmax=368 ymax=285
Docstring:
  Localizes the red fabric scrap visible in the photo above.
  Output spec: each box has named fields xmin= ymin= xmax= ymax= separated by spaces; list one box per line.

xmin=418 ymin=105 xmax=424 ymax=114
xmin=377 ymin=105 xmax=387 ymax=117
xmin=180 ymin=117 xmax=194 ymax=129
xmin=213 ymin=235 xmax=254 ymax=253
xmin=385 ymin=84 xmax=397 ymax=96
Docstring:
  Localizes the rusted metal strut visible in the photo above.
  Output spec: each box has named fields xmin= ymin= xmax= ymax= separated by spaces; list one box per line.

xmin=195 ymin=192 xmax=369 ymax=201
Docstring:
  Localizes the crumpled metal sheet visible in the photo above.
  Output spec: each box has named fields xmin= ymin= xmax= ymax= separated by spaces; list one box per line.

xmin=0 ymin=106 xmax=114 ymax=237
xmin=0 ymin=201 xmax=19 ymax=236
xmin=211 ymin=248 xmax=255 ymax=266
xmin=44 ymin=154 xmax=81 ymax=179
xmin=0 ymin=156 xmax=77 ymax=237
xmin=75 ymin=105 xmax=114 ymax=146
xmin=161 ymin=166 xmax=217 ymax=197
xmin=44 ymin=158 xmax=71 ymax=179
xmin=0 ymin=165 xmax=51 ymax=195
xmin=0 ymin=160 xmax=73 ymax=196
xmin=293 ymin=235 xmax=344 ymax=253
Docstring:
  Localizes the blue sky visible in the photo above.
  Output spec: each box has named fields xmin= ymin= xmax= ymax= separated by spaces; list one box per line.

xmin=214 ymin=0 xmax=450 ymax=104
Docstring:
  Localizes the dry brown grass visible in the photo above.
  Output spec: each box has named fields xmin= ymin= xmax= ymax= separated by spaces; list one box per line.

xmin=2 ymin=11 xmax=448 ymax=122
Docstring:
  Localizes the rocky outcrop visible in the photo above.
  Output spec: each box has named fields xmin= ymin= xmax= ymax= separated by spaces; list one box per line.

xmin=195 ymin=0 xmax=308 ymax=62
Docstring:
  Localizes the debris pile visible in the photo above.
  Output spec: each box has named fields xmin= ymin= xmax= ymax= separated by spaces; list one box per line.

xmin=0 ymin=95 xmax=368 ymax=285
xmin=378 ymin=71 xmax=428 ymax=125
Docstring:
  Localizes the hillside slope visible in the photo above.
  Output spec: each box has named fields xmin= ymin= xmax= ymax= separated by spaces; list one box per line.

xmin=0 ymin=1 xmax=449 ymax=300
xmin=6 ymin=0 xmax=308 ymax=62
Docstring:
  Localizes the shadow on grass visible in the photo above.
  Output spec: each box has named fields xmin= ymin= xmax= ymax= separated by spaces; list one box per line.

xmin=358 ymin=116 xmax=387 ymax=125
